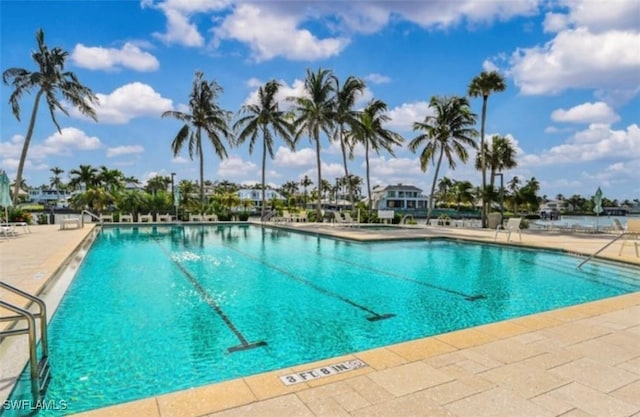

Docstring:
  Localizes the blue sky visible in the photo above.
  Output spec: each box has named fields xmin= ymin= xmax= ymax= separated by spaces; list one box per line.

xmin=1 ymin=0 xmax=639 ymax=201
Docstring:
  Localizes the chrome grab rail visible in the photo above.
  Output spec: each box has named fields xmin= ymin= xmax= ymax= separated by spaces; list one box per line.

xmin=577 ymin=232 xmax=628 ymax=269
xmin=0 ymin=281 xmax=50 ymax=400
xmin=81 ymin=209 xmax=101 ymax=227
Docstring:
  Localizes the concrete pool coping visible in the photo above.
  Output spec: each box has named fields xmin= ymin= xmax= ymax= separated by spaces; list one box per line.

xmin=1 ymin=222 xmax=638 ymax=416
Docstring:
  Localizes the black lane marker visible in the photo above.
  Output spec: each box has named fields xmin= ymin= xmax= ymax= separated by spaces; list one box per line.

xmin=222 ymin=243 xmax=395 ymax=322
xmin=285 ymin=242 xmax=486 ymax=301
xmin=155 ymin=240 xmax=267 ymax=353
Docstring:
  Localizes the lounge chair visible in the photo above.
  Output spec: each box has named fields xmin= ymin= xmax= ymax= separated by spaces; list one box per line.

xmin=99 ymin=214 xmax=113 ymax=223
xmin=189 ymin=214 xmax=203 ymax=222
xmin=335 ymin=211 xmax=356 ymax=226
xmin=495 ymin=217 xmax=522 ymax=242
xmin=157 ymin=214 xmax=173 ymax=222
xmin=343 ymin=212 xmax=358 ymax=224
xmin=619 ymin=219 xmax=640 ymax=257
xmin=203 ymin=214 xmax=218 ymax=222
xmin=120 ymin=214 xmax=133 ymax=223
xmin=60 ymin=216 xmax=82 ymax=230
xmin=138 ymin=213 xmax=153 ymax=223
xmin=0 ymin=223 xmax=18 ymax=237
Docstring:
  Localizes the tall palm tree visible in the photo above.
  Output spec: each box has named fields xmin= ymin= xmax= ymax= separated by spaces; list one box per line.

xmin=97 ymin=166 xmax=125 ymax=192
xmin=348 ymin=99 xmax=404 ymax=210
xmin=69 ymin=164 xmax=98 ymax=191
xmin=452 ymin=180 xmax=474 ymax=211
xmin=50 ymin=166 xmax=64 ymax=202
xmin=300 ymin=175 xmax=312 ymax=206
xmin=289 ymin=68 xmax=336 ymax=218
xmin=468 ymin=70 xmax=506 ymax=226
xmin=409 ymin=96 xmax=477 ymax=221
xmin=162 ymin=71 xmax=233 ymax=212
xmin=333 ymin=75 xmax=365 ymax=205
xmin=234 ymin=80 xmax=294 ymax=219
xmin=475 ymin=134 xmax=518 ymax=188
xmin=3 ymin=29 xmax=98 ymax=204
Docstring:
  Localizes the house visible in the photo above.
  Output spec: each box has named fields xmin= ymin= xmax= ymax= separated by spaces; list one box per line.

xmin=28 ymin=188 xmax=72 ymax=203
xmin=371 ymin=184 xmax=429 ymax=212
xmin=539 ymin=199 xmax=573 ymax=219
xmin=236 ymin=189 xmax=285 ymax=212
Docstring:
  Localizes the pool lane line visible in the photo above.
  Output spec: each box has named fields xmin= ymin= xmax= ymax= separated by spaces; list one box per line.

xmin=221 ymin=243 xmax=395 ymax=322
xmin=281 ymin=243 xmax=486 ymax=302
xmin=154 ymin=240 xmax=267 ymax=353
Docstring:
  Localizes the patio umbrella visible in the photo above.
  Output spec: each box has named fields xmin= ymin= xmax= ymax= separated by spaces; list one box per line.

xmin=0 ymin=170 xmax=12 ymax=222
xmin=593 ymin=187 xmax=603 ymax=231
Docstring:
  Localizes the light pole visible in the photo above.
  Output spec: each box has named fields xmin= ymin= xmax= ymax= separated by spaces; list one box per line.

xmin=171 ymin=172 xmax=176 ymax=218
xmin=495 ymin=173 xmax=504 ymax=221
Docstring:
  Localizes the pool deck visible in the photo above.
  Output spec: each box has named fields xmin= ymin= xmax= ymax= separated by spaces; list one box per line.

xmin=1 ymin=222 xmax=639 ymax=417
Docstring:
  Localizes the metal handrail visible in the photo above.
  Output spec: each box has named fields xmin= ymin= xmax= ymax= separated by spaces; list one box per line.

xmin=81 ymin=209 xmax=101 ymax=227
xmin=0 ymin=281 xmax=50 ymax=401
xmin=0 ymin=281 xmax=48 ymax=354
xmin=577 ymin=232 xmax=628 ymax=269
xmin=0 ymin=301 xmax=41 ymax=401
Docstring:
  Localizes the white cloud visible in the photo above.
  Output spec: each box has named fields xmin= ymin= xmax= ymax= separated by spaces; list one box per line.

xmin=551 ymin=102 xmax=620 ymax=124
xmin=107 ymin=145 xmax=145 ymax=158
xmin=542 ymin=12 xmax=569 ymax=33
xmin=508 ymin=28 xmax=640 ymax=96
xmin=555 ymin=0 xmax=639 ymax=33
xmin=217 ymin=155 xmax=258 ymax=178
xmin=520 ymin=123 xmax=640 ymax=166
xmin=274 ymin=146 xmax=316 ymax=167
xmin=151 ymin=7 xmax=205 ymax=46
xmin=71 ymin=43 xmax=159 ymax=71
xmin=213 ymin=4 xmax=349 ymax=62
xmin=1 ymin=128 xmax=103 ymax=170
xmin=172 ymin=156 xmax=190 ymax=164
xmin=88 ymin=82 xmax=174 ymax=124
xmin=365 ymin=73 xmax=391 ymax=84
xmin=386 ymin=101 xmax=433 ymax=132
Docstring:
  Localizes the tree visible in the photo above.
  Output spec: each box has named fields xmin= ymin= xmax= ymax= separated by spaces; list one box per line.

xmin=408 ymin=96 xmax=477 ymax=221
xmin=97 ymin=166 xmax=125 ymax=192
xmin=162 ymin=71 xmax=233 ymax=213
xmin=468 ymin=70 xmax=506 ymax=227
xmin=289 ymin=68 xmax=336 ymax=218
xmin=452 ymin=180 xmax=474 ymax=211
xmin=332 ymin=75 xmax=365 ymax=205
xmin=348 ymin=99 xmax=404 ymax=210
xmin=69 ymin=164 xmax=98 ymax=191
xmin=234 ymin=80 xmax=294 ymax=219
xmin=300 ymin=175 xmax=313 ymax=206
xmin=475 ymin=134 xmax=517 ymax=188
xmin=50 ymin=167 xmax=64 ymax=202
xmin=3 ymin=29 xmax=98 ymax=204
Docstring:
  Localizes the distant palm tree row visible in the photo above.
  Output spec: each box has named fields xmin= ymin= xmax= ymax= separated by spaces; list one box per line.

xmin=4 ymin=28 xmax=521 ymax=224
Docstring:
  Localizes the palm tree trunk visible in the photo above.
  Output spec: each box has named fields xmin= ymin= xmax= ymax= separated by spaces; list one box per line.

xmin=13 ymin=89 xmax=44 ymax=205
xmin=427 ymin=146 xmax=445 ymax=221
xmin=339 ymin=126 xmax=354 ymax=205
xmin=197 ymin=129 xmax=205 ymax=214
xmin=480 ymin=95 xmax=488 ymax=227
xmin=261 ymin=131 xmax=267 ymax=220
xmin=365 ymin=143 xmax=372 ymax=211
xmin=315 ymin=135 xmax=322 ymax=220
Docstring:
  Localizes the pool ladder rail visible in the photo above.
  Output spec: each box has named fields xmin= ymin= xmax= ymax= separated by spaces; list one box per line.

xmin=0 ymin=281 xmax=51 ymax=401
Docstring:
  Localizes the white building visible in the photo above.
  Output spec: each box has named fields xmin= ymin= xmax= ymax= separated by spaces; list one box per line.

xmin=371 ymin=184 xmax=429 ymax=212
xmin=28 ymin=189 xmax=72 ymax=203
xmin=237 ymin=189 xmax=285 ymax=212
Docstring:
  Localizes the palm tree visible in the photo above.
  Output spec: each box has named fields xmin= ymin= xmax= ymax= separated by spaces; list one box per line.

xmin=349 ymin=99 xmax=404 ymax=210
xmin=97 ymin=166 xmax=125 ymax=192
xmin=50 ymin=166 xmax=64 ymax=203
xmin=452 ymin=180 xmax=474 ymax=211
xmin=289 ymin=68 xmax=336 ymax=218
xmin=3 ymin=29 xmax=98 ymax=204
xmin=162 ymin=71 xmax=233 ymax=213
xmin=69 ymin=164 xmax=98 ymax=191
xmin=300 ymin=175 xmax=313 ymax=206
xmin=475 ymin=135 xmax=518 ymax=189
xmin=332 ymin=75 xmax=365 ymax=205
xmin=468 ymin=70 xmax=506 ymax=226
xmin=408 ymin=96 xmax=477 ymax=221
xmin=234 ymin=80 xmax=294 ymax=219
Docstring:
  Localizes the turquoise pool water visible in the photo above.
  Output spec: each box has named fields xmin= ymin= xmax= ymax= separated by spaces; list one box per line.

xmin=5 ymin=224 xmax=640 ymax=416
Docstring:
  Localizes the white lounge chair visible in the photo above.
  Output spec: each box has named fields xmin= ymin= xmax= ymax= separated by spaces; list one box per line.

xmin=495 ymin=217 xmax=522 ymax=242
xmin=619 ymin=219 xmax=640 ymax=257
xmin=0 ymin=223 xmax=18 ymax=237
xmin=120 ymin=213 xmax=133 ymax=223
xmin=60 ymin=217 xmax=82 ymax=230
xmin=203 ymin=214 xmax=218 ymax=222
xmin=335 ymin=211 xmax=356 ymax=226
xmin=99 ymin=214 xmax=113 ymax=223
xmin=189 ymin=214 xmax=203 ymax=222
xmin=138 ymin=213 xmax=153 ymax=223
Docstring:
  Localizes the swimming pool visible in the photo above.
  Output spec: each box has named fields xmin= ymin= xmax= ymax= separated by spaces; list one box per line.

xmin=5 ymin=224 xmax=640 ymax=416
